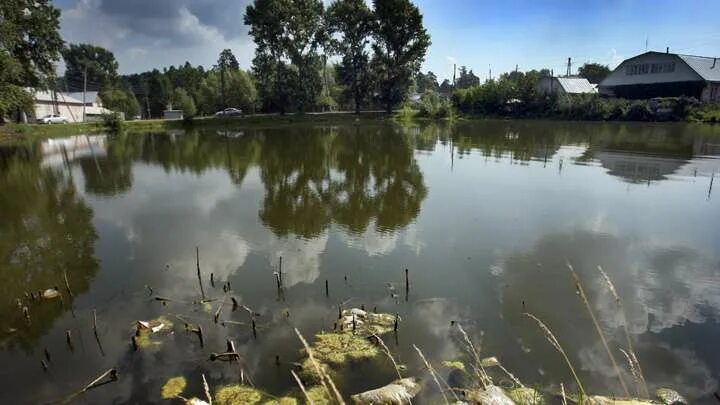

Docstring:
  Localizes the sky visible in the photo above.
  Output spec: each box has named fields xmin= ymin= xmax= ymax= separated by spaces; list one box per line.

xmin=54 ymin=0 xmax=720 ymax=81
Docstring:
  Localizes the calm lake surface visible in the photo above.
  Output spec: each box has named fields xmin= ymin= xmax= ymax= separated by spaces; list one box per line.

xmin=1 ymin=120 xmax=719 ymax=404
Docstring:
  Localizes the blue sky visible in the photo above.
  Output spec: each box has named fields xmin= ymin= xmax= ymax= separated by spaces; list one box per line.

xmin=55 ymin=0 xmax=720 ymax=80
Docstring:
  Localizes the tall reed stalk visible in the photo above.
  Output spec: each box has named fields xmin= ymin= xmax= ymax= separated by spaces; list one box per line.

xmin=597 ymin=266 xmax=649 ymax=397
xmin=524 ymin=313 xmax=586 ymax=401
xmin=413 ymin=345 xmax=453 ymax=405
xmin=568 ymin=263 xmax=630 ymax=397
xmin=455 ymin=324 xmax=492 ymax=388
xmin=294 ymin=328 xmax=346 ymax=405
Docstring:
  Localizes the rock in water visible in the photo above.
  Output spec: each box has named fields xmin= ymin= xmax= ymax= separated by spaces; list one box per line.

xmin=466 ymin=385 xmax=516 ymax=405
xmin=656 ymin=389 xmax=687 ymax=405
xmin=351 ymin=377 xmax=421 ymax=404
xmin=42 ymin=288 xmax=61 ymax=299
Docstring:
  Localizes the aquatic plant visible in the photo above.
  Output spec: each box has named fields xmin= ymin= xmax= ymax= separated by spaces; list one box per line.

xmin=568 ymin=263 xmax=629 ymax=396
xmin=161 ymin=376 xmax=187 ymax=399
xmin=597 ymin=265 xmax=649 ymax=398
xmin=524 ymin=312 xmax=586 ymax=401
xmin=294 ymin=328 xmax=345 ymax=405
xmin=311 ymin=332 xmax=378 ymax=365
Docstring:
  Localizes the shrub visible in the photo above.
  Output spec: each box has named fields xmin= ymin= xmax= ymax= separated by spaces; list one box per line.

xmin=102 ymin=112 xmax=124 ymax=132
xmin=418 ymin=90 xmax=454 ymax=119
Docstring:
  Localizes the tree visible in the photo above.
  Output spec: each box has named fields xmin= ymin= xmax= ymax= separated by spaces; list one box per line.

xmin=217 ymin=49 xmax=240 ymax=108
xmin=371 ymin=0 xmax=430 ymax=113
xmin=245 ymin=0 xmax=297 ymax=113
xmin=326 ymin=0 xmax=374 ymax=114
xmin=455 ymin=66 xmax=480 ymax=89
xmin=0 ymin=0 xmax=64 ymax=120
xmin=101 ymin=88 xmax=140 ymax=118
xmin=147 ymin=69 xmax=171 ymax=117
xmin=415 ymin=71 xmax=439 ymax=94
xmin=172 ymin=87 xmax=197 ymax=118
xmin=62 ymin=43 xmax=119 ymax=91
xmin=578 ymin=62 xmax=611 ymax=84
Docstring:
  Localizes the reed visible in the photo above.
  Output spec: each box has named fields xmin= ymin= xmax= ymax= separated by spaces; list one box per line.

xmin=294 ymin=328 xmax=346 ymax=405
xmin=372 ymin=334 xmax=403 ymax=380
xmin=597 ymin=266 xmax=649 ymax=397
xmin=412 ymin=345 xmax=453 ymax=404
xmin=568 ymin=263 xmax=629 ymax=397
xmin=524 ymin=313 xmax=586 ymax=400
xmin=291 ymin=370 xmax=314 ymax=405
xmin=455 ymin=323 xmax=491 ymax=388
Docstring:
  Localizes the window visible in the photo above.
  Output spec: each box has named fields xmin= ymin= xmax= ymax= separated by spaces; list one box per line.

xmin=626 ymin=62 xmax=675 ymax=75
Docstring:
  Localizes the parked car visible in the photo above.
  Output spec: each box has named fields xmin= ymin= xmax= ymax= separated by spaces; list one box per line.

xmin=214 ymin=107 xmax=243 ymax=117
xmin=38 ymin=114 xmax=69 ymax=124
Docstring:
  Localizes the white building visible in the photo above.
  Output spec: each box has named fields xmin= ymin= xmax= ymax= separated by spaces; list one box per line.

xmin=599 ymin=51 xmax=720 ymax=102
xmin=537 ymin=76 xmax=598 ymax=96
xmin=30 ymin=90 xmax=112 ymax=123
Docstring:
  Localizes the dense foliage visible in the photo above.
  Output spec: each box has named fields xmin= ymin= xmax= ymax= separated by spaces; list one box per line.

xmin=0 ymin=0 xmax=64 ymax=121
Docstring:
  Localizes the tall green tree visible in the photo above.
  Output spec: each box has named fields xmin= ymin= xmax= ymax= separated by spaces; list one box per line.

xmin=147 ymin=69 xmax=171 ymax=117
xmin=415 ymin=71 xmax=439 ymax=93
xmin=172 ymin=87 xmax=197 ymax=118
xmin=371 ymin=0 xmax=430 ymax=113
xmin=0 ymin=0 xmax=64 ymax=120
xmin=455 ymin=66 xmax=480 ymax=89
xmin=62 ymin=43 xmax=119 ymax=91
xmin=326 ymin=0 xmax=374 ymax=114
xmin=245 ymin=0 xmax=292 ymax=113
xmin=217 ymin=49 xmax=240 ymax=108
xmin=245 ymin=0 xmax=325 ymax=113
xmin=101 ymin=87 xmax=140 ymax=118
xmin=578 ymin=62 xmax=611 ymax=84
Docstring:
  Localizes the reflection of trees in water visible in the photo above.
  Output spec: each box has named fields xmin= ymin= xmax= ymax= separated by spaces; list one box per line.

xmin=409 ymin=120 xmax=720 ymax=164
xmin=0 ymin=153 xmax=98 ymax=349
xmin=94 ymin=126 xmax=428 ymax=239
xmin=257 ymin=125 xmax=427 ymax=238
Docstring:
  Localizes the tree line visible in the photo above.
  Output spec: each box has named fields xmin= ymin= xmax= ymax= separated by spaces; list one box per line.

xmin=1 ymin=0 xmax=431 ymax=121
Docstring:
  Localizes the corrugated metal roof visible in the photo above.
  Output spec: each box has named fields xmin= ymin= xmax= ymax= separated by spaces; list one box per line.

xmin=677 ymin=54 xmax=720 ymax=82
xmin=31 ymin=90 xmax=87 ymax=104
xmin=65 ymin=91 xmax=100 ymax=104
xmin=556 ymin=77 xmax=598 ymax=94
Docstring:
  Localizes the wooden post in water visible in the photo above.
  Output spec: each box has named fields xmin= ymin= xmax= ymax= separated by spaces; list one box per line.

xmin=405 ymin=268 xmax=409 ymax=302
xmin=66 ymin=330 xmax=74 ymax=350
xmin=196 ymin=247 xmax=205 ymax=300
xmin=252 ymin=318 xmax=257 ymax=339
xmin=325 ymin=280 xmax=329 ymax=297
xmin=279 ymin=256 xmax=283 ymax=284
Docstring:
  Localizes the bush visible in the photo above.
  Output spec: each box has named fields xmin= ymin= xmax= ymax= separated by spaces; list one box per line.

xmin=418 ymin=90 xmax=453 ymax=119
xmin=625 ymin=100 xmax=653 ymax=121
xmin=102 ymin=112 xmax=124 ymax=132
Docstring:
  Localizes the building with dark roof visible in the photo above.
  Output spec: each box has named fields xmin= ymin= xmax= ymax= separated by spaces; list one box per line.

xmin=599 ymin=51 xmax=720 ymax=101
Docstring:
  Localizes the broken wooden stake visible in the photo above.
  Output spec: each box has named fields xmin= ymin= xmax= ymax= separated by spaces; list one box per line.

xmin=252 ymin=318 xmax=257 ymax=339
xmin=325 ymin=279 xmax=329 ymax=297
xmin=66 ymin=330 xmax=74 ymax=349
xmin=196 ymin=246 xmax=206 ymax=300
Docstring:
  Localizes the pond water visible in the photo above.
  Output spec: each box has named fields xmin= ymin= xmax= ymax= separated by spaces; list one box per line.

xmin=1 ymin=120 xmax=719 ymax=404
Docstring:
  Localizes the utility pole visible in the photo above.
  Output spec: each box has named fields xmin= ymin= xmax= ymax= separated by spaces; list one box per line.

xmin=82 ymin=64 xmax=88 ymax=122
xmin=566 ymin=57 xmax=572 ymax=77
xmin=452 ymin=63 xmax=456 ymax=87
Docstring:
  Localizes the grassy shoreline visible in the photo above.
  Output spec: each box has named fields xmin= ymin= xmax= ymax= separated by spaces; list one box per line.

xmin=0 ymin=112 xmax=396 ymax=144
xmin=2 ymin=108 xmax=718 ymax=146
